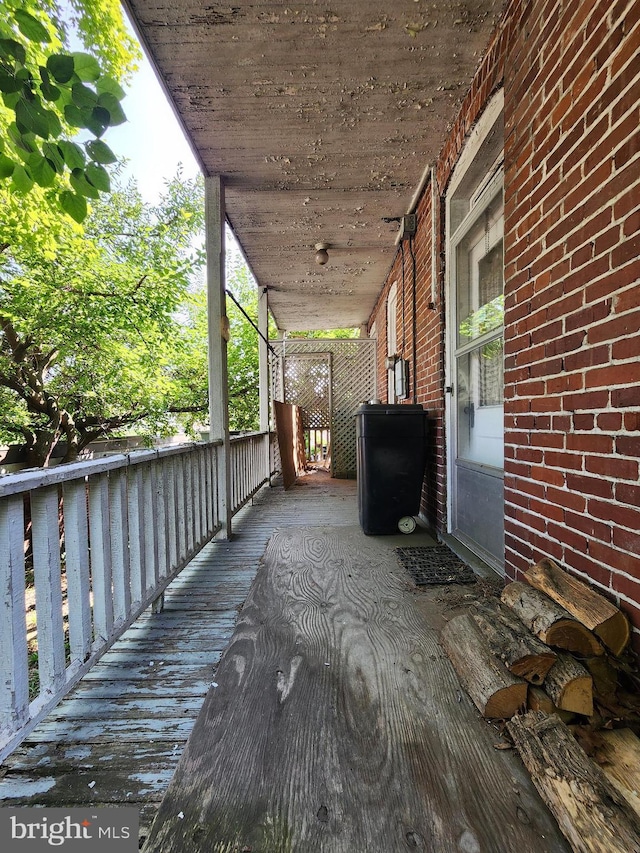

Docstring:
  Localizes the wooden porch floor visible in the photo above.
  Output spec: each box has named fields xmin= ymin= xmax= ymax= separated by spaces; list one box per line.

xmin=0 ymin=471 xmax=569 ymax=851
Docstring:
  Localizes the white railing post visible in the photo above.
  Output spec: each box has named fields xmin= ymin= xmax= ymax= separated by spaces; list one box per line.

xmin=206 ymin=175 xmax=232 ymax=539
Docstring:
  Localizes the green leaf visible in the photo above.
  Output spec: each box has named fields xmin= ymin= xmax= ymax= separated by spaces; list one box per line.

xmin=46 ymin=54 xmax=75 ymax=85
xmin=29 ymin=155 xmax=56 ymax=187
xmin=11 ymin=164 xmax=34 ymax=193
xmin=15 ymin=98 xmax=54 ymax=139
xmin=0 ymin=69 xmax=21 ymax=95
xmin=0 ymin=154 xmax=15 ymax=178
xmin=63 ymin=103 xmax=85 ymax=128
xmin=96 ymin=76 xmax=126 ymax=101
xmin=0 ymin=39 xmax=26 ymax=65
xmin=39 ymin=67 xmax=61 ymax=102
xmin=71 ymin=52 xmax=101 ymax=83
xmin=86 ymin=162 xmax=110 ymax=192
xmin=71 ymin=81 xmax=98 ymax=110
xmin=14 ymin=10 xmax=51 ymax=44
xmin=85 ymin=139 xmax=117 ymax=165
xmin=89 ymin=106 xmax=110 ymax=137
xmin=42 ymin=142 xmax=65 ymax=173
xmin=97 ymin=92 xmax=126 ymax=126
xmin=8 ymin=123 xmax=37 ymax=154
xmin=70 ymin=167 xmax=100 ymax=199
xmin=60 ymin=189 xmax=87 ymax=223
xmin=2 ymin=90 xmax=21 ymax=109
xmin=58 ymin=140 xmax=85 ymax=169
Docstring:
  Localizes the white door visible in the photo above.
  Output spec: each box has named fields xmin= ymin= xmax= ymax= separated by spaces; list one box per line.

xmin=450 ymin=185 xmax=505 ymax=570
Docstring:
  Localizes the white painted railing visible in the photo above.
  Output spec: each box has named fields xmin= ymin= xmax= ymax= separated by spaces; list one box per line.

xmin=229 ymin=431 xmax=272 ymax=515
xmin=0 ymin=434 xmax=272 ymax=759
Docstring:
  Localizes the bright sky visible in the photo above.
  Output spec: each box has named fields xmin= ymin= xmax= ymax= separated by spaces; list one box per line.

xmin=107 ymin=44 xmax=201 ymax=202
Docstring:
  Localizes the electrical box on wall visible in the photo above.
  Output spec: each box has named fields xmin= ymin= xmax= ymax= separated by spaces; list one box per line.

xmin=395 ymin=214 xmax=417 ymax=244
xmin=394 ymin=358 xmax=410 ymax=399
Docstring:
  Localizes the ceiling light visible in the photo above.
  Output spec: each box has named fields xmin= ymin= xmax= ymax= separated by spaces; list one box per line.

xmin=315 ymin=242 xmax=329 ymax=265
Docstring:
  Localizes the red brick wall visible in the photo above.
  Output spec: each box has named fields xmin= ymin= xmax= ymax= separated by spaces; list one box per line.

xmin=368 ymin=0 xmax=640 ymax=644
xmin=503 ymin=0 xmax=640 ymax=644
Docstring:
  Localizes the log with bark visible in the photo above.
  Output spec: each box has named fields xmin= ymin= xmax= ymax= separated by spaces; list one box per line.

xmin=528 ymin=685 xmax=575 ymax=723
xmin=441 ymin=613 xmax=527 ymax=719
xmin=501 ymin=581 xmax=604 ymax=657
xmin=507 ymin=711 xmax=640 ymax=853
xmin=469 ymin=598 xmax=557 ymax=684
xmin=600 ymin=728 xmax=640 ymax=819
xmin=545 ymin=653 xmax=593 ymax=716
xmin=526 ymin=558 xmax=630 ymax=656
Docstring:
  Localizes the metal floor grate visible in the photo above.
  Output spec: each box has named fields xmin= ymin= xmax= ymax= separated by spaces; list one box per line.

xmin=395 ymin=545 xmax=477 ymax=586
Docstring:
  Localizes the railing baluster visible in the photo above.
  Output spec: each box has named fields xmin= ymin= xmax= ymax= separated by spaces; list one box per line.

xmin=175 ymin=454 xmax=187 ymax=564
xmin=31 ymin=486 xmax=66 ymax=695
xmin=192 ymin=451 xmax=202 ymax=547
xmin=0 ymin=496 xmax=29 ymax=728
xmin=62 ymin=480 xmax=92 ymax=664
xmin=127 ymin=465 xmax=146 ymax=606
xmin=185 ymin=454 xmax=194 ymax=555
xmin=88 ymin=474 xmax=113 ymax=642
xmin=156 ymin=459 xmax=168 ymax=580
xmin=142 ymin=462 xmax=158 ymax=594
xmin=166 ymin=456 xmax=178 ymax=571
xmin=109 ymin=469 xmax=130 ymax=625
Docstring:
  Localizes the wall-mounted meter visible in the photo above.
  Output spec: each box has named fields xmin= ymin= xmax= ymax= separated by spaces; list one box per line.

xmin=394 ymin=358 xmax=410 ymax=400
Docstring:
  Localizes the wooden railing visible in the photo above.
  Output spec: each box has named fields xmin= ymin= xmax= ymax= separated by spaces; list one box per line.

xmin=0 ymin=433 xmax=272 ymax=759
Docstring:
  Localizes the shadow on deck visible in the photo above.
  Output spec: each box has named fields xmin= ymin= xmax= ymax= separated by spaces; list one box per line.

xmin=0 ymin=471 xmax=569 ymax=851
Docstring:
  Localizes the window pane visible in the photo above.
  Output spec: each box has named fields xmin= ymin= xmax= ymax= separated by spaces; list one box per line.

xmin=456 ymin=339 xmax=504 ymax=468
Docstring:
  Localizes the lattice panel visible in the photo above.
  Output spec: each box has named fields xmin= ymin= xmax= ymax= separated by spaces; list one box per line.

xmin=283 ymin=355 xmax=331 ymax=429
xmin=271 ymin=340 xmax=377 ymax=477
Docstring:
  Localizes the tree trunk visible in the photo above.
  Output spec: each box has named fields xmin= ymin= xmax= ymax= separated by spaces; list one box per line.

xmin=441 ymin=613 xmax=528 ymax=719
xmin=501 ymin=581 xmax=604 ymax=656
xmin=526 ymin=559 xmax=630 ymax=656
xmin=469 ymin=598 xmax=556 ymax=684
xmin=507 ymin=711 xmax=640 ymax=853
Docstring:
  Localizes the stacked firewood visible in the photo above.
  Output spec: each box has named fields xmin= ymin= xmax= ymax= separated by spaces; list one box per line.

xmin=441 ymin=557 xmax=640 ymax=853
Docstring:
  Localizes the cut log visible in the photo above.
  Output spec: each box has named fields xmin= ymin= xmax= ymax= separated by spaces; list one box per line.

xmin=583 ymin=656 xmax=619 ymax=698
xmin=545 ymin=653 xmax=593 ymax=716
xmin=528 ymin=686 xmax=575 ymax=724
xmin=501 ymin=581 xmax=604 ymax=656
xmin=526 ymin=558 xmax=630 ymax=656
xmin=507 ymin=711 xmax=640 ymax=853
xmin=441 ymin=613 xmax=527 ymax=719
xmin=469 ymin=598 xmax=557 ymax=684
xmin=600 ymin=729 xmax=640 ymax=819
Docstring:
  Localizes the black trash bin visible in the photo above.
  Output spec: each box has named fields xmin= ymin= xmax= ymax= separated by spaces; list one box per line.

xmin=356 ymin=403 xmax=428 ymax=535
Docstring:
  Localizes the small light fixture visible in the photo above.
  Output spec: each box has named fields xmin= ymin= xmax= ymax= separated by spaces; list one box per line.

xmin=315 ymin=242 xmax=329 ymax=265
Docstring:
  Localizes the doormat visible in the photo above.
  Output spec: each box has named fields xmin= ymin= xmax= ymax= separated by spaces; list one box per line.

xmin=394 ymin=545 xmax=477 ymax=586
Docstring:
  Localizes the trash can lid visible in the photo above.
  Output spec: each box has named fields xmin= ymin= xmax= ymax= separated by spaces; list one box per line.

xmin=356 ymin=403 xmax=425 ymax=416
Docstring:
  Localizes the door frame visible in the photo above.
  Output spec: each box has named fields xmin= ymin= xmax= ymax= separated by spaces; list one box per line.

xmin=444 ymin=90 xmax=505 ymax=572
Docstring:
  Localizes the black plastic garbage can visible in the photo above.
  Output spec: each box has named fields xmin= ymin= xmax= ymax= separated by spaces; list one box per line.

xmin=356 ymin=403 xmax=428 ymax=535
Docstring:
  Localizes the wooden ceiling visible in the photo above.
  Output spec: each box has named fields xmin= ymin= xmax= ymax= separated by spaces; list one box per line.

xmin=124 ymin=1 xmax=504 ymax=330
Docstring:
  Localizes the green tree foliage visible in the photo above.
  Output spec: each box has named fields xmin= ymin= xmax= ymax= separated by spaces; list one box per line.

xmin=0 ymin=0 xmax=139 ymax=221
xmin=0 ymin=171 xmax=208 ymax=466
xmin=225 ymin=249 xmax=274 ymax=433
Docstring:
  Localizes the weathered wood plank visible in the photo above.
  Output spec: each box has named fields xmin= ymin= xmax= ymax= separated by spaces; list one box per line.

xmin=0 ymin=495 xmax=29 ymax=726
xmin=31 ymin=486 xmax=66 ymax=694
xmin=62 ymin=480 xmax=92 ymax=663
xmin=142 ymin=527 xmax=569 ymax=853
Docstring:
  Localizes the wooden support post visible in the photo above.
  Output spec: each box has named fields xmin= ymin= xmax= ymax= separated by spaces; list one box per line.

xmin=206 ymin=175 xmax=232 ymax=539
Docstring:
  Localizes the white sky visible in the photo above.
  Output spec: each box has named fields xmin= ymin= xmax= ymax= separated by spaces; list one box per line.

xmin=107 ymin=50 xmax=201 ymax=202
